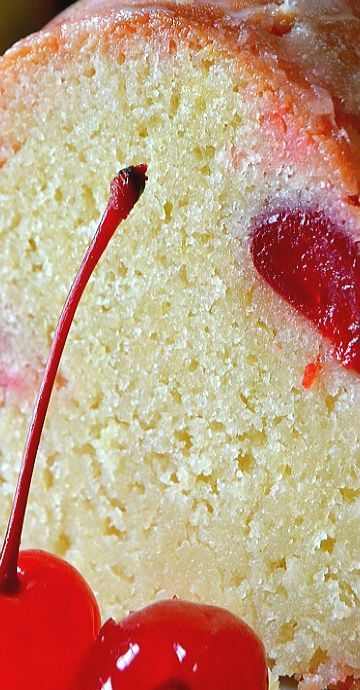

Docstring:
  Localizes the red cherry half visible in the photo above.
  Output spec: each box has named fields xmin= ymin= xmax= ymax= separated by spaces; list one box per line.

xmin=0 ymin=550 xmax=100 ymax=689
xmin=0 ymin=165 xmax=148 ymax=688
xmin=74 ymin=599 xmax=269 ymax=690
xmin=251 ymin=208 xmax=360 ymax=372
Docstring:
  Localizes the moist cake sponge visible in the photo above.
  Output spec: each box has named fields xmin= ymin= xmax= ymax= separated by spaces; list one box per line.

xmin=0 ymin=1 xmax=360 ymax=687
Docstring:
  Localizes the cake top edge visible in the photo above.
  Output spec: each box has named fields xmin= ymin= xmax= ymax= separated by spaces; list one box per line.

xmin=51 ymin=0 xmax=359 ymax=26
xmin=0 ymin=0 xmax=359 ymax=161
xmin=3 ymin=0 xmax=359 ymax=60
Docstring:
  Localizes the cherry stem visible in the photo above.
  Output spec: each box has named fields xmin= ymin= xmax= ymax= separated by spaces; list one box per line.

xmin=0 ymin=164 xmax=147 ymax=594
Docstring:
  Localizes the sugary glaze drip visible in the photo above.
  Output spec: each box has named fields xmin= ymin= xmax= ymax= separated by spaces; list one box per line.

xmin=251 ymin=209 xmax=360 ymax=373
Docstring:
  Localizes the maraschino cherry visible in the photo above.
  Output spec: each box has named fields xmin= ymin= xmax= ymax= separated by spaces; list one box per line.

xmin=251 ymin=208 xmax=360 ymax=373
xmin=0 ymin=164 xmax=148 ymax=689
xmin=74 ymin=599 xmax=269 ymax=690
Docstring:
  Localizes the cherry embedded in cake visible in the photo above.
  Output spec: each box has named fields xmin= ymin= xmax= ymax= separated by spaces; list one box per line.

xmin=302 ymin=357 xmax=322 ymax=389
xmin=251 ymin=209 xmax=360 ymax=372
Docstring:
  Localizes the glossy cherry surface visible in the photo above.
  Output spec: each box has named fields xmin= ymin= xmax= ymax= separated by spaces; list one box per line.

xmin=251 ymin=208 xmax=360 ymax=372
xmin=0 ymin=550 xmax=100 ymax=689
xmin=0 ymin=165 xmax=147 ymax=689
xmin=74 ymin=599 xmax=269 ymax=690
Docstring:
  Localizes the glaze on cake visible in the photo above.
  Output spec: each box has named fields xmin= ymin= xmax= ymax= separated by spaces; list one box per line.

xmin=0 ymin=1 xmax=359 ymax=687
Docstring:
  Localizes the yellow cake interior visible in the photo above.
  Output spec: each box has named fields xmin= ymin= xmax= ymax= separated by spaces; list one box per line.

xmin=0 ymin=14 xmax=360 ymax=687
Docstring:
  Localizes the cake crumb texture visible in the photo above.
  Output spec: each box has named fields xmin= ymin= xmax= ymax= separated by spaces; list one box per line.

xmin=0 ymin=1 xmax=359 ymax=687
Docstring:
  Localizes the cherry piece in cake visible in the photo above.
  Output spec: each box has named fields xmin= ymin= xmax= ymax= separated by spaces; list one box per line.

xmin=251 ymin=209 xmax=360 ymax=372
xmin=74 ymin=599 xmax=269 ymax=690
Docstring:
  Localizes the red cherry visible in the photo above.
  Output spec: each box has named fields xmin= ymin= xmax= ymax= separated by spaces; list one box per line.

xmin=251 ymin=208 xmax=360 ymax=372
xmin=0 ymin=165 xmax=148 ymax=688
xmin=74 ymin=599 xmax=269 ymax=690
xmin=0 ymin=550 xmax=100 ymax=689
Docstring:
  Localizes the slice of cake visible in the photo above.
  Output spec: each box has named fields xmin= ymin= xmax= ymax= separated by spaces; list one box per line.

xmin=0 ymin=1 xmax=359 ymax=687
